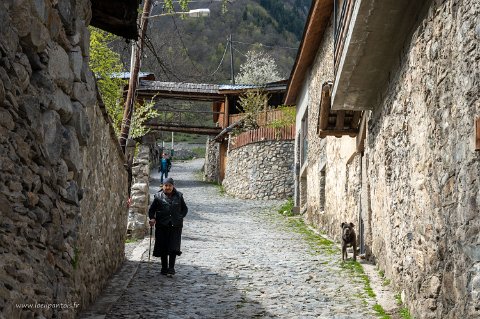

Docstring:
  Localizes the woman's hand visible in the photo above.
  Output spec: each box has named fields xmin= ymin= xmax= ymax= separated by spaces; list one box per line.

xmin=149 ymin=219 xmax=156 ymax=227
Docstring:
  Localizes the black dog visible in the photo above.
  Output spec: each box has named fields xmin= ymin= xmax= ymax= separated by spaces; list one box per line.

xmin=341 ymin=222 xmax=357 ymax=261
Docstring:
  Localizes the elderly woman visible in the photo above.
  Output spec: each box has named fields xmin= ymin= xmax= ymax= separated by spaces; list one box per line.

xmin=148 ymin=177 xmax=188 ymax=276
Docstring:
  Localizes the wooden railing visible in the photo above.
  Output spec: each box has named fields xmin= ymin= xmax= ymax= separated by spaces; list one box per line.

xmin=228 ymin=109 xmax=288 ymax=127
xmin=230 ymin=125 xmax=295 ymax=150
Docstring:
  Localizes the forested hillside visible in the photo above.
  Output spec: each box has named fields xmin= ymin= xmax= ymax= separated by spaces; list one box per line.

xmin=113 ymin=0 xmax=312 ymax=84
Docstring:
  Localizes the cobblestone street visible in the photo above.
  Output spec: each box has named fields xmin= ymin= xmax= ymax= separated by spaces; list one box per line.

xmin=80 ymin=159 xmax=380 ymax=319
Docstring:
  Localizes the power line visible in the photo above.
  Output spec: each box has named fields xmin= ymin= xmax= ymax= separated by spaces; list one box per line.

xmin=154 ymin=0 xmax=224 ymax=5
xmin=231 ymin=45 xmax=247 ymax=57
xmin=231 ymin=40 xmax=298 ymax=50
xmin=208 ymin=39 xmax=229 ymax=77
xmin=170 ymin=16 xmax=206 ymax=78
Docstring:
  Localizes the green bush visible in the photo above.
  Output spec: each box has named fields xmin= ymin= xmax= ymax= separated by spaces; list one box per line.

xmin=278 ymin=197 xmax=294 ymax=216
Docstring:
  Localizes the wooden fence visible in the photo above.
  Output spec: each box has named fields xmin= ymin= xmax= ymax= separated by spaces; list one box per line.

xmin=228 ymin=109 xmax=288 ymax=127
xmin=230 ymin=125 xmax=295 ymax=150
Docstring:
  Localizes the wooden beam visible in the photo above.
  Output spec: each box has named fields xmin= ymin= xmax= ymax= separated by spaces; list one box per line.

xmin=335 ymin=111 xmax=345 ymax=129
xmin=319 ymin=129 xmax=358 ymax=138
xmin=146 ymin=124 xmax=221 ymax=135
xmin=356 ymin=112 xmax=368 ymax=152
xmin=318 ymin=82 xmax=332 ymax=132
xmin=351 ymin=111 xmax=362 ymax=129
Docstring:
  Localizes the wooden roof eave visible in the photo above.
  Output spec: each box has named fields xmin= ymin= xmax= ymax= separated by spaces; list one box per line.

xmin=90 ymin=0 xmax=140 ymax=40
xmin=284 ymin=0 xmax=334 ymax=105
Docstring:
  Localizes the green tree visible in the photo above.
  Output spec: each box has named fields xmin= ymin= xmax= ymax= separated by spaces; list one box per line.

xmin=235 ymin=89 xmax=269 ymax=131
xmin=89 ymin=27 xmax=126 ymax=134
xmin=89 ymin=27 xmax=158 ymax=138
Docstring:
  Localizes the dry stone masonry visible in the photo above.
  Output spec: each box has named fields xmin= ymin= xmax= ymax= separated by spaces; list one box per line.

xmin=297 ymin=1 xmax=480 ymax=318
xmin=0 ymin=1 xmax=128 ymax=318
xmin=204 ymin=137 xmax=220 ymax=183
xmin=127 ymin=144 xmax=151 ymax=239
xmin=365 ymin=1 xmax=480 ymax=317
xmin=223 ymin=140 xmax=294 ymax=200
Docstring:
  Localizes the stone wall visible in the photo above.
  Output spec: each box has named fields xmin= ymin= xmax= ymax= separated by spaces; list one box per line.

xmin=76 ymin=100 xmax=128 ymax=309
xmin=223 ymin=140 xmax=294 ymax=200
xmin=204 ymin=137 xmax=220 ymax=183
xmin=299 ymin=2 xmax=479 ymax=317
xmin=127 ymin=144 xmax=151 ymax=239
xmin=365 ymin=1 xmax=480 ymax=317
xmin=0 ymin=1 xmax=128 ymax=318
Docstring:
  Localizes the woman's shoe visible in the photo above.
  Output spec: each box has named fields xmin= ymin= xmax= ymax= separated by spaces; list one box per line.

xmin=167 ymin=268 xmax=175 ymax=275
xmin=160 ymin=268 xmax=168 ymax=275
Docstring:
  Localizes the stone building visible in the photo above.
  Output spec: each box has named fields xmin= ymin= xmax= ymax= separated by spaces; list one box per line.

xmin=0 ymin=0 xmax=139 ymax=318
xmin=285 ymin=0 xmax=479 ymax=318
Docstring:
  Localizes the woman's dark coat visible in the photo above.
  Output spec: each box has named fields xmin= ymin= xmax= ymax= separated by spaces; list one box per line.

xmin=148 ymin=189 xmax=188 ymax=256
xmin=148 ymin=189 xmax=188 ymax=226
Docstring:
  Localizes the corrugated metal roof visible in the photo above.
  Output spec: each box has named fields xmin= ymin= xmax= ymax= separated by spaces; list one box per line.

xmin=111 ymin=72 xmax=154 ymax=79
xmin=219 ymin=81 xmax=288 ymax=91
xmin=139 ymin=81 xmax=219 ymax=94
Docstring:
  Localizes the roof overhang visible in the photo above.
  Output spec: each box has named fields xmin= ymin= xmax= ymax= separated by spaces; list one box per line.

xmin=90 ymin=0 xmax=140 ymax=40
xmin=284 ymin=0 xmax=334 ymax=105
xmin=136 ymin=81 xmax=224 ymax=102
xmin=136 ymin=80 xmax=287 ymax=102
xmin=332 ymin=0 xmax=429 ymax=111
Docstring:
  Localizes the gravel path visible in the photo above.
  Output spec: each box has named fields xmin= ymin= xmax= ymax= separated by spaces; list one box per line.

xmin=80 ymin=159 xmax=379 ymax=319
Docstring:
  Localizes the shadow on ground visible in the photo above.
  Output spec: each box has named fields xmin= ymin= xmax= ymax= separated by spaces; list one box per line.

xmin=103 ymin=261 xmax=273 ymax=319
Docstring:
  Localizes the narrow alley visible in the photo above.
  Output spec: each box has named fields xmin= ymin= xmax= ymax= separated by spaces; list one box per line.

xmin=80 ymin=159 xmax=378 ymax=319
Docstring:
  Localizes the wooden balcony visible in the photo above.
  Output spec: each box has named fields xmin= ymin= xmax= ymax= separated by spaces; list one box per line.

xmin=317 ymin=82 xmax=362 ymax=138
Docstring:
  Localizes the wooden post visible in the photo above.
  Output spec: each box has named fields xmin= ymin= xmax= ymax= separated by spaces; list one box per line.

xmin=119 ymin=0 xmax=153 ymax=153
xmin=224 ymin=97 xmax=229 ymax=128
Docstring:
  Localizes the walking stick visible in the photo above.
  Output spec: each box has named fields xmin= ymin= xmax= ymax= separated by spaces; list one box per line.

xmin=148 ymin=225 xmax=153 ymax=263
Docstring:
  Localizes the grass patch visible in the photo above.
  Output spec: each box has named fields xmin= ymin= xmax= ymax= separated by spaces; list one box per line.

xmin=341 ymin=260 xmax=376 ymax=298
xmin=382 ymin=278 xmax=391 ymax=286
xmin=395 ymin=294 xmax=402 ymax=306
xmin=373 ymin=304 xmax=390 ymax=319
xmin=125 ymin=238 xmax=139 ymax=244
xmin=394 ymin=293 xmax=414 ymax=319
xmin=213 ymin=182 xmax=225 ymax=195
xmin=277 ymin=198 xmax=294 ymax=216
xmin=284 ymin=217 xmax=336 ymax=255
xmin=191 ymin=147 xmax=206 ymax=158
xmin=399 ymin=307 xmax=413 ymax=319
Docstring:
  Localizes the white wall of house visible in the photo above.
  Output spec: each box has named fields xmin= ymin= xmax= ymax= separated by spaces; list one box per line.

xmin=294 ymin=77 xmax=310 ymax=208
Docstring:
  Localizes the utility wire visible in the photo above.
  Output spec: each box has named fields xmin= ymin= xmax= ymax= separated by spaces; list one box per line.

xmin=207 ymin=39 xmax=229 ymax=77
xmin=232 ymin=45 xmax=247 ymax=57
xmin=170 ymin=16 xmax=206 ymax=79
xmin=143 ymin=35 xmax=183 ymax=81
xmin=231 ymin=40 xmax=298 ymax=50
